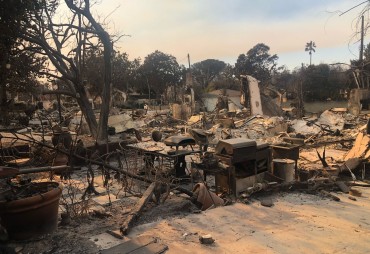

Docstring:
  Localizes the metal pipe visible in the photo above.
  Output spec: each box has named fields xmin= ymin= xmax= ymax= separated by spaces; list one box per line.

xmin=0 ymin=166 xmax=81 ymax=179
xmin=17 ymin=165 xmax=80 ymax=175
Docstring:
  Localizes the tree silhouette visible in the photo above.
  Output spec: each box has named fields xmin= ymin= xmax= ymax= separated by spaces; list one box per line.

xmin=305 ymin=41 xmax=316 ymax=65
xmin=192 ymin=59 xmax=226 ymax=88
xmin=235 ymin=43 xmax=278 ymax=86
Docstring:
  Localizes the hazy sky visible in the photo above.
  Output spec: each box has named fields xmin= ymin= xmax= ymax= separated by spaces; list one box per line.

xmin=91 ymin=0 xmax=366 ymax=70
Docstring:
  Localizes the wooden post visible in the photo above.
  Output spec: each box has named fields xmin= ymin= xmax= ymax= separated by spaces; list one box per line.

xmin=120 ymin=182 xmax=156 ymax=235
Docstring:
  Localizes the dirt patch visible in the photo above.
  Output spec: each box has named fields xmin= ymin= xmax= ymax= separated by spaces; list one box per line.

xmin=129 ymin=188 xmax=370 ymax=254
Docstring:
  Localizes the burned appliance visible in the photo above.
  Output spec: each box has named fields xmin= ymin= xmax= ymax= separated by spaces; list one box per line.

xmin=214 ymin=138 xmax=270 ymax=196
xmin=163 ymin=135 xmax=197 ymax=177
xmin=163 ymin=136 xmax=196 ymax=151
xmin=270 ymin=143 xmax=300 ymax=179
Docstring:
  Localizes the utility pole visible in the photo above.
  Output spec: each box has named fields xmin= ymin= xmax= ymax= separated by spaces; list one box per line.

xmin=360 ymin=15 xmax=365 ymax=88
xmin=187 ymin=53 xmax=191 ymax=70
xmin=338 ymin=2 xmax=369 ymax=97
xmin=360 ymin=15 xmax=364 ymax=62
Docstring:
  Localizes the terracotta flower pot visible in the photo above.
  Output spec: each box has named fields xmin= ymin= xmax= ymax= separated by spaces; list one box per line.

xmin=0 ymin=182 xmax=62 ymax=240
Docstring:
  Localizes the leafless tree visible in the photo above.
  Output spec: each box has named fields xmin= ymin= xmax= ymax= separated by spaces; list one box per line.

xmin=19 ymin=0 xmax=115 ymax=143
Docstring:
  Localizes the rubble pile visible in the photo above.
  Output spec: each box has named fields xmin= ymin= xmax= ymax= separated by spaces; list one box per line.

xmin=0 ymin=93 xmax=370 ymax=253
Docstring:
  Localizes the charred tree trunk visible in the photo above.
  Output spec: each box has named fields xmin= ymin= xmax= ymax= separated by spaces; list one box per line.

xmin=0 ymin=81 xmax=9 ymax=125
xmin=75 ymin=83 xmax=98 ymax=137
xmin=96 ymin=33 xmax=112 ymax=143
xmin=0 ymin=45 xmax=10 ymax=125
xmin=65 ymin=0 xmax=112 ymax=144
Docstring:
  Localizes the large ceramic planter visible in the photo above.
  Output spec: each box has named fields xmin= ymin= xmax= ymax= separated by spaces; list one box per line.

xmin=0 ymin=182 xmax=62 ymax=240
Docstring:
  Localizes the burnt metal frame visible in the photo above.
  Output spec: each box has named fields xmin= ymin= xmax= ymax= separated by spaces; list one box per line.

xmin=126 ymin=144 xmax=201 ymax=178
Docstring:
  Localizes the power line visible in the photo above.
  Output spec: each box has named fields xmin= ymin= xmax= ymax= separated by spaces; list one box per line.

xmin=339 ymin=0 xmax=368 ymax=16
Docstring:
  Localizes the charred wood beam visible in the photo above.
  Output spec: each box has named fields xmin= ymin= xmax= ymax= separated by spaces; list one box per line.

xmin=0 ymin=165 xmax=80 ymax=179
xmin=303 ymin=138 xmax=355 ymax=148
xmin=120 ymin=182 xmax=156 ymax=235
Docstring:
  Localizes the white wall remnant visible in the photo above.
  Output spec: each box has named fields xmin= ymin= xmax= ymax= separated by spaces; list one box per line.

xmin=240 ymin=75 xmax=263 ymax=115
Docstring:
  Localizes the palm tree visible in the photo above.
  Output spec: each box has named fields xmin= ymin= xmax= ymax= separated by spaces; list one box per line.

xmin=305 ymin=41 xmax=316 ymax=65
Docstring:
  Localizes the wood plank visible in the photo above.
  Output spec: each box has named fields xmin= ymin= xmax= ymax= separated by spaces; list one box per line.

xmin=355 ymin=135 xmax=370 ymax=158
xmin=345 ymin=132 xmax=364 ymax=160
xmin=120 ymin=182 xmax=156 ymax=235
xmin=106 ymin=229 xmax=124 ymax=239
xmin=130 ymin=242 xmax=168 ymax=254
xmin=101 ymin=235 xmax=156 ymax=254
xmin=335 ymin=181 xmax=350 ymax=194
